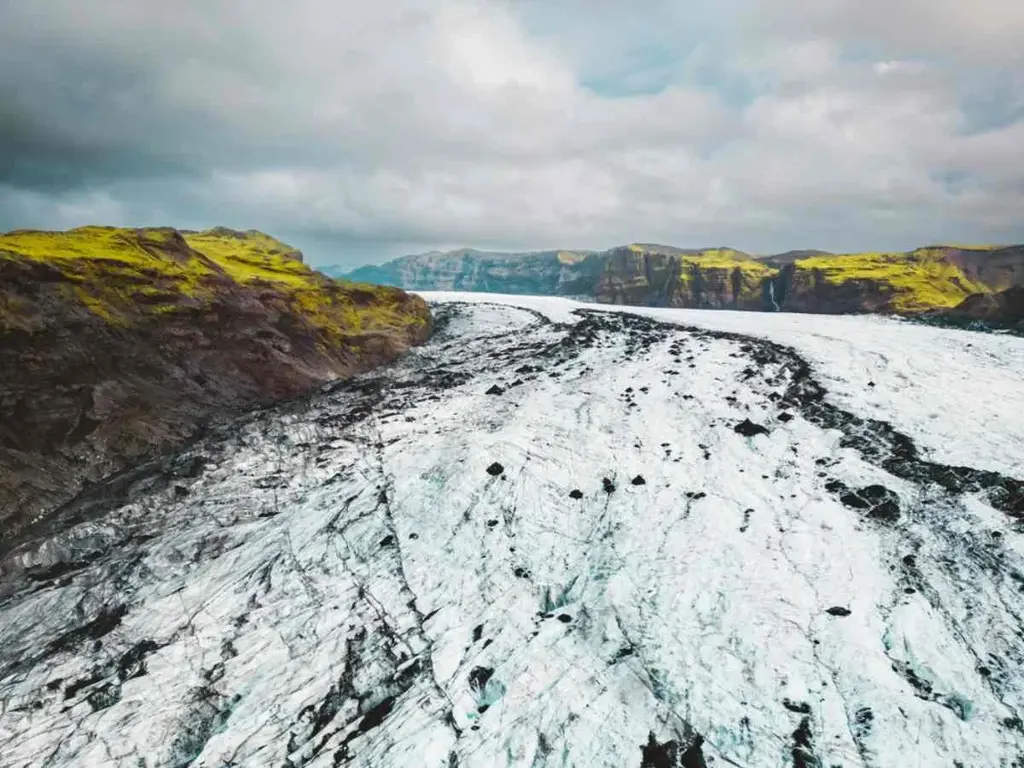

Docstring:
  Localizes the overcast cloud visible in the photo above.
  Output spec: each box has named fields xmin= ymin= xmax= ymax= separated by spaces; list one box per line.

xmin=1 ymin=0 xmax=1022 ymax=266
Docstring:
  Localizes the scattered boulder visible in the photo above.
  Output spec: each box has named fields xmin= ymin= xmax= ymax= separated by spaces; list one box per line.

xmin=783 ymin=699 xmax=812 ymax=714
xmin=631 ymin=475 xmax=647 ymax=486
xmin=860 ymin=485 xmax=902 ymax=522
xmin=171 ymin=455 xmax=206 ymax=479
xmin=602 ymin=477 xmax=616 ymax=494
xmin=835 ymin=483 xmax=901 ymax=522
xmin=734 ymin=419 xmax=770 ymax=437
xmin=486 ymin=462 xmax=505 ymax=476
xmin=557 ymin=613 xmax=572 ymax=623
xmin=838 ymin=491 xmax=870 ymax=509
xmin=826 ymin=606 xmax=851 ymax=617
xmin=485 ymin=384 xmax=504 ymax=396
xmin=568 ymin=489 xmax=584 ymax=500
xmin=468 ymin=666 xmax=494 ymax=691
xmin=639 ymin=731 xmax=707 ymax=768
xmin=824 ymin=479 xmax=847 ymax=493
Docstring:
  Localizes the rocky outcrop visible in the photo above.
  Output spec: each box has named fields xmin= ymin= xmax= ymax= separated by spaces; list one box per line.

xmin=339 ymin=242 xmax=1024 ymax=317
xmin=758 ymin=246 xmax=1023 ymax=315
xmin=940 ymin=245 xmax=1024 ymax=291
xmin=594 ymin=245 xmax=773 ymax=309
xmin=339 ymin=248 xmax=604 ymax=297
xmin=0 ymin=226 xmax=432 ymax=538
xmin=926 ymin=285 xmax=1024 ymax=333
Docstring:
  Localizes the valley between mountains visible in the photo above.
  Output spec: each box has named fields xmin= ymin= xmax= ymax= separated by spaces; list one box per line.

xmin=2 ymin=294 xmax=1023 ymax=767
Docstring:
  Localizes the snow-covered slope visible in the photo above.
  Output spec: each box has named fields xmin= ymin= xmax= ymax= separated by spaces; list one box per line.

xmin=1 ymin=295 xmax=1022 ymax=767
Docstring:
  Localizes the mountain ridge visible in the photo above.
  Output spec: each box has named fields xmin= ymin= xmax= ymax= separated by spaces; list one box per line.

xmin=0 ymin=225 xmax=432 ymax=538
xmin=328 ymin=241 xmax=1024 ymax=325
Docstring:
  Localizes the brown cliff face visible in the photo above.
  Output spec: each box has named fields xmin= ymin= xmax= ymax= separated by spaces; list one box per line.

xmin=0 ymin=227 xmax=432 ymax=540
xmin=764 ymin=264 xmax=899 ymax=314
xmin=594 ymin=246 xmax=774 ymax=309
xmin=933 ymin=286 xmax=1024 ymax=331
xmin=338 ymin=241 xmax=1024 ymax=318
xmin=939 ymin=246 xmax=1024 ymax=291
xmin=595 ymin=244 xmax=1024 ymax=315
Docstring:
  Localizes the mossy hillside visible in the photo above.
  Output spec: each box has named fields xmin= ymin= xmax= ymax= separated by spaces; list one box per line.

xmin=181 ymin=228 xmax=310 ymax=287
xmin=679 ymin=248 xmax=754 ymax=268
xmin=793 ymin=250 xmax=991 ymax=312
xmin=0 ymin=226 xmax=430 ymax=338
xmin=625 ymin=244 xmax=754 ymax=263
xmin=619 ymin=245 xmax=772 ymax=302
xmin=610 ymin=243 xmax=1008 ymax=311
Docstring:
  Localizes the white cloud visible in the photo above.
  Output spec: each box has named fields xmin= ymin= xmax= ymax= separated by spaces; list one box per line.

xmin=0 ymin=0 xmax=1022 ymax=261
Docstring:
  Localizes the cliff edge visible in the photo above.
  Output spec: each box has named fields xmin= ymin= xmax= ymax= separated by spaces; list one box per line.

xmin=0 ymin=226 xmax=432 ymax=538
xmin=337 ymin=242 xmax=1024 ymax=321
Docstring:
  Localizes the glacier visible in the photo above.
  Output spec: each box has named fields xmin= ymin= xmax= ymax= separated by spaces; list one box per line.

xmin=1 ymin=293 xmax=1022 ymax=767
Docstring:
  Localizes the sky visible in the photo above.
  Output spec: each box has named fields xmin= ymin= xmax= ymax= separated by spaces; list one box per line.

xmin=1 ymin=0 xmax=1023 ymax=267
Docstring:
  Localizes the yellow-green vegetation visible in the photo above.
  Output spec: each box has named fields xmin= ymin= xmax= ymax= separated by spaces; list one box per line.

xmin=556 ymin=250 xmax=587 ymax=265
xmin=677 ymin=257 xmax=774 ymax=303
xmin=681 ymin=248 xmax=751 ymax=267
xmin=1 ymin=226 xmax=214 ymax=325
xmin=627 ymin=244 xmax=756 ymax=268
xmin=682 ymin=254 xmax=767 ymax=272
xmin=0 ymin=226 xmax=428 ymax=338
xmin=182 ymin=228 xmax=310 ymax=287
xmin=794 ymin=250 xmax=990 ymax=312
xmin=288 ymin=280 xmax=428 ymax=345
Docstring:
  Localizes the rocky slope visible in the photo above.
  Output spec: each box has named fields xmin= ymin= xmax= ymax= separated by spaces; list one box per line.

xmin=0 ymin=226 xmax=431 ymax=541
xmin=337 ymin=243 xmax=1024 ymax=320
xmin=925 ymin=286 xmax=1024 ymax=334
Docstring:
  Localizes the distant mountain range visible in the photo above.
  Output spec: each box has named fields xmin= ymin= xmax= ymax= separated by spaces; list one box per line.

xmin=324 ymin=242 xmax=1024 ymax=330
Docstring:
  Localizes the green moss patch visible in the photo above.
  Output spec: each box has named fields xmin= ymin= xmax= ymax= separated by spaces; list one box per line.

xmin=794 ymin=251 xmax=990 ymax=312
xmin=0 ymin=226 xmax=429 ymax=336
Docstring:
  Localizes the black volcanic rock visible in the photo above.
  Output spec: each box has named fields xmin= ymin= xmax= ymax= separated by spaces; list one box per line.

xmin=734 ymin=419 xmax=770 ymax=437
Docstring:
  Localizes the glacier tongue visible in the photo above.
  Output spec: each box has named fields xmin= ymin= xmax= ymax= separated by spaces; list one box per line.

xmin=1 ymin=297 xmax=1023 ymax=767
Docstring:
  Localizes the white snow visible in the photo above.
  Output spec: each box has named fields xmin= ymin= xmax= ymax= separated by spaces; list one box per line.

xmin=419 ymin=292 xmax=1024 ymax=477
xmin=1 ymin=295 xmax=1022 ymax=767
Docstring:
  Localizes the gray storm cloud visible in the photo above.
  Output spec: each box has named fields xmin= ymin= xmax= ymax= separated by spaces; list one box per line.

xmin=1 ymin=0 xmax=1022 ymax=265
